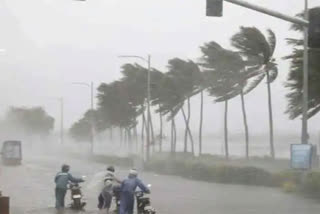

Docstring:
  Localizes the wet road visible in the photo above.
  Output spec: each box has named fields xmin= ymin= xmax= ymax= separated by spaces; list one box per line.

xmin=1 ymin=154 xmax=320 ymax=214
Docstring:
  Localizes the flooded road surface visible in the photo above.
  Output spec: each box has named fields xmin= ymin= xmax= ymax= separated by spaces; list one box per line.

xmin=1 ymin=154 xmax=320 ymax=214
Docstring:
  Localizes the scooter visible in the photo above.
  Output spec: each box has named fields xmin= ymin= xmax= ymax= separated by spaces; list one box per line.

xmin=110 ymin=185 xmax=121 ymax=214
xmin=69 ymin=182 xmax=86 ymax=210
xmin=135 ymin=185 xmax=156 ymax=214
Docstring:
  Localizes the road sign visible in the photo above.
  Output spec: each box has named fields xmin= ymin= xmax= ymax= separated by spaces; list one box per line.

xmin=291 ymin=144 xmax=312 ymax=170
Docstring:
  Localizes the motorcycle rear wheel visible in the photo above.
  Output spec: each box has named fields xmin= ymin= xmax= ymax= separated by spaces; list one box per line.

xmin=73 ymin=198 xmax=82 ymax=209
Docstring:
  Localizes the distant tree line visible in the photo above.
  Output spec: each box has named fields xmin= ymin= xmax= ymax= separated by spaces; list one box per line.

xmin=0 ymin=106 xmax=54 ymax=139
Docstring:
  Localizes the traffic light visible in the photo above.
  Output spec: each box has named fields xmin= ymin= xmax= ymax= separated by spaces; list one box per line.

xmin=308 ymin=7 xmax=320 ymax=48
xmin=206 ymin=0 xmax=223 ymax=17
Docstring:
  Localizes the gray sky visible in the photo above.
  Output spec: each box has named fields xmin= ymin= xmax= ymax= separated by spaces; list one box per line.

xmin=1 ymin=0 xmax=319 ymax=138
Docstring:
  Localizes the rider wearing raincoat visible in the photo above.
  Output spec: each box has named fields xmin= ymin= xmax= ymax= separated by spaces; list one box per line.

xmin=119 ymin=169 xmax=150 ymax=214
xmin=54 ymin=164 xmax=84 ymax=209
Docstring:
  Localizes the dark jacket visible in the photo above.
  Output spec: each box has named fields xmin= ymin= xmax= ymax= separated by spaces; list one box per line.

xmin=54 ymin=172 xmax=83 ymax=190
xmin=120 ymin=177 xmax=150 ymax=196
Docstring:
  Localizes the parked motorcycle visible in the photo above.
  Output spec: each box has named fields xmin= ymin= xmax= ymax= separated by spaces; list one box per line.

xmin=69 ymin=182 xmax=86 ymax=210
xmin=135 ymin=184 xmax=156 ymax=214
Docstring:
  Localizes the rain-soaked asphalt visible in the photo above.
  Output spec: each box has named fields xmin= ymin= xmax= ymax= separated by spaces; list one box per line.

xmin=2 ymin=153 xmax=320 ymax=214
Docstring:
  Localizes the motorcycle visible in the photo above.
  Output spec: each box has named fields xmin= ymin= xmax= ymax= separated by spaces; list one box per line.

xmin=135 ymin=184 xmax=156 ymax=214
xmin=69 ymin=182 xmax=86 ymax=210
xmin=110 ymin=185 xmax=121 ymax=214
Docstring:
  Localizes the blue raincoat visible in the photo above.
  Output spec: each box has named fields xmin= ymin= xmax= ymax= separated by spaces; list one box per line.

xmin=119 ymin=176 xmax=150 ymax=214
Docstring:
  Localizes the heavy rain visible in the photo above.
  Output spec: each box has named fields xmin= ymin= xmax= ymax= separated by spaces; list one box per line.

xmin=1 ymin=0 xmax=320 ymax=214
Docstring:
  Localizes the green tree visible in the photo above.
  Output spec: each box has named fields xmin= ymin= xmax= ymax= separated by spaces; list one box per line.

xmin=5 ymin=106 xmax=54 ymax=137
xmin=200 ymin=41 xmax=250 ymax=159
xmin=151 ymin=73 xmax=184 ymax=154
xmin=231 ymin=27 xmax=278 ymax=159
xmin=167 ymin=58 xmax=202 ymax=155
xmin=70 ymin=110 xmax=104 ymax=143
xmin=284 ymin=9 xmax=320 ymax=120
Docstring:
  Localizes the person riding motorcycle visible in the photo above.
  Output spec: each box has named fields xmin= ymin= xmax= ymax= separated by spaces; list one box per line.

xmin=54 ymin=164 xmax=85 ymax=209
xmin=98 ymin=166 xmax=121 ymax=213
xmin=119 ymin=169 xmax=150 ymax=214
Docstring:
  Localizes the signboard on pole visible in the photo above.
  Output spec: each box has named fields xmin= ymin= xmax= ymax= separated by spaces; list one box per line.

xmin=291 ymin=144 xmax=312 ymax=170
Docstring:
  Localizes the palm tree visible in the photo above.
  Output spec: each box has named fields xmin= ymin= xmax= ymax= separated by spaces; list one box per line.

xmin=152 ymin=74 xmax=184 ymax=154
xmin=200 ymin=41 xmax=251 ymax=159
xmin=231 ymin=27 xmax=278 ymax=159
xmin=284 ymin=8 xmax=320 ymax=121
xmin=167 ymin=58 xmax=202 ymax=155
xmin=150 ymin=69 xmax=166 ymax=152
xmin=96 ymin=79 xmax=141 ymax=152
xmin=199 ymin=89 xmax=204 ymax=156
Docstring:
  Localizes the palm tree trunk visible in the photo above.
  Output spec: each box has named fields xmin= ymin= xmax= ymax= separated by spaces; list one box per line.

xmin=173 ymin=117 xmax=177 ymax=153
xmin=181 ymin=107 xmax=195 ymax=155
xmin=266 ymin=70 xmax=275 ymax=159
xmin=124 ymin=128 xmax=128 ymax=148
xmin=120 ymin=126 xmax=123 ymax=147
xmin=199 ymin=90 xmax=204 ymax=156
xmin=224 ymin=100 xmax=229 ymax=160
xmin=128 ymin=128 xmax=132 ymax=153
xmin=141 ymin=111 xmax=146 ymax=155
xmin=109 ymin=127 xmax=113 ymax=141
xmin=159 ymin=105 xmax=163 ymax=153
xmin=148 ymin=110 xmax=155 ymax=147
xmin=170 ymin=110 xmax=174 ymax=154
xmin=240 ymin=90 xmax=249 ymax=159
xmin=134 ymin=125 xmax=138 ymax=153
xmin=184 ymin=100 xmax=190 ymax=153
xmin=149 ymin=116 xmax=155 ymax=153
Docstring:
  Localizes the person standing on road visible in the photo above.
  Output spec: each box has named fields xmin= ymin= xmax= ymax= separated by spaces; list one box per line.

xmin=119 ymin=169 xmax=150 ymax=214
xmin=54 ymin=164 xmax=85 ymax=209
xmin=98 ymin=166 xmax=122 ymax=213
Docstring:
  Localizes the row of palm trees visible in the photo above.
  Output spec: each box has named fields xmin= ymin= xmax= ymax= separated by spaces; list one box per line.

xmin=70 ymin=26 xmax=279 ymax=159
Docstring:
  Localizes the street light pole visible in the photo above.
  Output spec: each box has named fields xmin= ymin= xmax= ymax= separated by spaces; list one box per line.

xmin=146 ymin=55 xmax=151 ymax=161
xmin=118 ymin=55 xmax=151 ymax=160
xmin=72 ymin=82 xmax=95 ymax=153
xmin=302 ymin=0 xmax=309 ymax=144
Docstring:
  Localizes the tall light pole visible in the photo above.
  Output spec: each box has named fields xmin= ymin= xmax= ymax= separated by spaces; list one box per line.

xmin=302 ymin=0 xmax=309 ymax=144
xmin=118 ymin=55 xmax=151 ymax=160
xmin=72 ymin=82 xmax=95 ymax=154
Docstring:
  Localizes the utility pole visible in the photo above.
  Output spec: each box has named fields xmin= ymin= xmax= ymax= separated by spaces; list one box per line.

xmin=302 ymin=0 xmax=309 ymax=144
xmin=146 ymin=55 xmax=151 ymax=161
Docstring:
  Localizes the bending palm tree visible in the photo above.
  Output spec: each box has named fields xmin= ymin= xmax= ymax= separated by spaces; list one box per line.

xmin=231 ymin=27 xmax=278 ymax=159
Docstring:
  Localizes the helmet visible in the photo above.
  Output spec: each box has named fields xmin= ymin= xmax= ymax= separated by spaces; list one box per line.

xmin=129 ymin=168 xmax=138 ymax=177
xmin=61 ymin=164 xmax=70 ymax=172
xmin=107 ymin=166 xmax=115 ymax=173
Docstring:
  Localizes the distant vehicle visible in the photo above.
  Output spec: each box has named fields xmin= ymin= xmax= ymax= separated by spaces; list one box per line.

xmin=1 ymin=140 xmax=22 ymax=165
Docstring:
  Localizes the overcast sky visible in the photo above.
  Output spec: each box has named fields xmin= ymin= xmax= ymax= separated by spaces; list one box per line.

xmin=0 ymin=0 xmax=319 ymax=139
